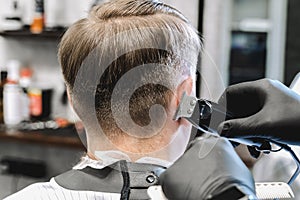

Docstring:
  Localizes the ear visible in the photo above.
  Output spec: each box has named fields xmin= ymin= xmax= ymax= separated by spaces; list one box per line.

xmin=175 ymin=76 xmax=195 ymax=105
xmin=66 ymin=87 xmax=73 ymax=107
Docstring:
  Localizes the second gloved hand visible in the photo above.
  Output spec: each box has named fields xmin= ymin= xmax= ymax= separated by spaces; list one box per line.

xmin=160 ymin=135 xmax=256 ymax=200
xmin=218 ymin=78 xmax=300 ymax=145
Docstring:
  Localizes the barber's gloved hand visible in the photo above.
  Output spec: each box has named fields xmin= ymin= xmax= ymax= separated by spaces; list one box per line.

xmin=218 ymin=78 xmax=300 ymax=145
xmin=160 ymin=135 xmax=256 ymax=200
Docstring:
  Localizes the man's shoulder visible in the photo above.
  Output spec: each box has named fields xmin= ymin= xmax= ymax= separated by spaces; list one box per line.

xmin=4 ymin=179 xmax=58 ymax=200
xmin=4 ymin=177 xmax=121 ymax=200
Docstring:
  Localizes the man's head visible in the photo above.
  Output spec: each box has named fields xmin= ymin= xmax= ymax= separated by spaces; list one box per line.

xmin=58 ymin=0 xmax=201 ymax=157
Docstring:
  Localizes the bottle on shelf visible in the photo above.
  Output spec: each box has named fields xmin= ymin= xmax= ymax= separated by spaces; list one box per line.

xmin=3 ymin=83 xmax=25 ymax=125
xmin=6 ymin=60 xmax=20 ymax=84
xmin=3 ymin=61 xmax=31 ymax=125
xmin=28 ymin=83 xmax=53 ymax=121
xmin=30 ymin=0 xmax=44 ymax=34
xmin=19 ymin=67 xmax=33 ymax=89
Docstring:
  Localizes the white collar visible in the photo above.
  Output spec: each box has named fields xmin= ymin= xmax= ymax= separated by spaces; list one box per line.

xmin=73 ymin=150 xmax=172 ymax=170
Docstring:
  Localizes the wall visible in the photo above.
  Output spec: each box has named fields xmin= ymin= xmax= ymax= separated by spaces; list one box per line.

xmin=200 ymin=0 xmax=288 ymax=100
xmin=232 ymin=0 xmax=269 ymax=22
xmin=163 ymin=0 xmax=199 ymax=28
xmin=200 ymin=0 xmax=232 ymax=100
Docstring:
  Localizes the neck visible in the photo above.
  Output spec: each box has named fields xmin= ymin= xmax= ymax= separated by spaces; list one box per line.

xmin=86 ymin=120 xmax=191 ymax=163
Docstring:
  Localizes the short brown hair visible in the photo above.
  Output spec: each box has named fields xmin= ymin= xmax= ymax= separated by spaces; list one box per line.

xmin=58 ymin=0 xmax=201 ymax=137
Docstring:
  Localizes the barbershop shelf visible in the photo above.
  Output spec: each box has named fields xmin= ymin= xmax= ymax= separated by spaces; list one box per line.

xmin=0 ymin=126 xmax=85 ymax=149
xmin=0 ymin=27 xmax=66 ymax=39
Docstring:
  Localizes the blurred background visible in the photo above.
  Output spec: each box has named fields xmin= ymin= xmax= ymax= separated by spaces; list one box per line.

xmin=0 ymin=0 xmax=299 ymax=198
xmin=199 ymin=0 xmax=295 ymax=101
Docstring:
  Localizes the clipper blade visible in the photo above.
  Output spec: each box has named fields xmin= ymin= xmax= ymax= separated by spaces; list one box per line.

xmin=256 ymin=182 xmax=294 ymax=199
xmin=173 ymin=92 xmax=198 ymax=120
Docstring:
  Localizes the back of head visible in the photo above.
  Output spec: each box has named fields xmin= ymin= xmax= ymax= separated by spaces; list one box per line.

xmin=59 ymin=0 xmax=201 ymax=142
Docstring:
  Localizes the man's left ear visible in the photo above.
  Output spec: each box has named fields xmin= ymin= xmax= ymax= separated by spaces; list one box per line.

xmin=175 ymin=76 xmax=195 ymax=105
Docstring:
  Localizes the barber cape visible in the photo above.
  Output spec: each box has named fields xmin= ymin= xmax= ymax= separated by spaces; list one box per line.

xmin=4 ymin=152 xmax=171 ymax=200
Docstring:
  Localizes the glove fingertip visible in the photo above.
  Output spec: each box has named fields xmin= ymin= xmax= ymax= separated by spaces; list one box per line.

xmin=217 ymin=122 xmax=232 ymax=137
xmin=219 ymin=118 xmax=252 ymax=138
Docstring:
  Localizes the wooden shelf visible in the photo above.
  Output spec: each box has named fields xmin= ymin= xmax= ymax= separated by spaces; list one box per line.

xmin=0 ymin=27 xmax=66 ymax=39
xmin=0 ymin=128 xmax=85 ymax=150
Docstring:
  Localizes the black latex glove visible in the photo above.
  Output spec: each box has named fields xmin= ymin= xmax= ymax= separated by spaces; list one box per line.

xmin=218 ymin=78 xmax=300 ymax=145
xmin=160 ymin=135 xmax=256 ymax=200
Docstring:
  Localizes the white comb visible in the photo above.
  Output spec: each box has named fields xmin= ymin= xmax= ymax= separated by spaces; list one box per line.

xmin=148 ymin=183 xmax=294 ymax=200
xmin=147 ymin=186 xmax=168 ymax=200
xmin=256 ymin=182 xmax=295 ymax=199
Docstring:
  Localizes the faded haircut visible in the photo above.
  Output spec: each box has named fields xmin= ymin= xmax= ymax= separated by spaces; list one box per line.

xmin=58 ymin=0 xmax=201 ymax=136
